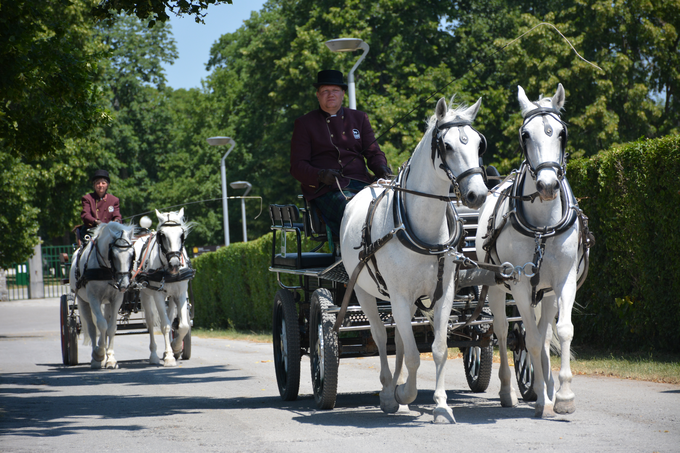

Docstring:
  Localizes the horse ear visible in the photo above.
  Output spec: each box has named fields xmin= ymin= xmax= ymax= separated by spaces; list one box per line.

xmin=178 ymin=207 xmax=184 ymax=218
xmin=552 ymin=83 xmax=566 ymax=111
xmin=155 ymin=209 xmax=166 ymax=224
xmin=517 ymin=85 xmax=533 ymax=116
xmin=435 ymin=97 xmax=447 ymax=121
xmin=464 ymin=97 xmax=482 ymax=121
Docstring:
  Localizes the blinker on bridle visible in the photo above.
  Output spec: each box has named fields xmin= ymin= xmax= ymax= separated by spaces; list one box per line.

xmin=519 ymin=106 xmax=568 ymax=179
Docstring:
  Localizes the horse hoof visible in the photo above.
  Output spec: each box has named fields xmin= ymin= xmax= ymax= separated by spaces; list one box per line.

xmin=535 ymin=404 xmax=556 ymax=418
xmin=163 ymin=357 xmax=177 ymax=367
xmin=90 ymin=360 xmax=104 ymax=369
xmin=149 ymin=354 xmax=161 ymax=365
xmin=433 ymin=407 xmax=456 ymax=424
xmin=379 ymin=391 xmax=399 ymax=414
xmin=555 ymin=399 xmax=576 ymax=414
xmin=395 ymin=385 xmax=417 ymax=406
xmin=500 ymin=391 xmax=518 ymax=408
xmin=396 ymin=404 xmax=411 ymax=414
xmin=105 ymin=361 xmax=118 ymax=369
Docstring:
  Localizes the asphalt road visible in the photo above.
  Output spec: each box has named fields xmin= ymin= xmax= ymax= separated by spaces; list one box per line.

xmin=1 ymin=297 xmax=679 ymax=453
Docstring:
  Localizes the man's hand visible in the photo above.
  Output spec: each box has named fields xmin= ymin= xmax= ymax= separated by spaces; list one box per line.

xmin=375 ymin=165 xmax=393 ymax=180
xmin=318 ymin=169 xmax=342 ymax=186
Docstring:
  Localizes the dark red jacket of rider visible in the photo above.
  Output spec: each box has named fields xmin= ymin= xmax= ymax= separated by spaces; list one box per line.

xmin=81 ymin=192 xmax=121 ymax=228
xmin=290 ymin=107 xmax=387 ymax=200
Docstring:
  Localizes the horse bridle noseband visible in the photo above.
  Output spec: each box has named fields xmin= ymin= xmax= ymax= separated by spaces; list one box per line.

xmin=431 ymin=119 xmax=487 ymax=196
xmin=519 ymin=106 xmax=568 ymax=179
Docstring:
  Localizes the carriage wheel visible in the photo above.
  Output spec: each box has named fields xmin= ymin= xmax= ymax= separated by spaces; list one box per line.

xmin=60 ymin=294 xmax=78 ymax=366
xmin=181 ymin=328 xmax=191 ymax=360
xmin=310 ymin=288 xmax=339 ymax=410
xmin=512 ymin=312 xmax=537 ymax=402
xmin=462 ymin=344 xmax=493 ymax=393
xmin=273 ymin=289 xmax=301 ymax=401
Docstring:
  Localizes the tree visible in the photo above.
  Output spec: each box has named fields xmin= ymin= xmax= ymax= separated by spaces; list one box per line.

xmin=91 ymin=0 xmax=233 ymax=25
xmin=0 ymin=0 xmax=107 ymax=160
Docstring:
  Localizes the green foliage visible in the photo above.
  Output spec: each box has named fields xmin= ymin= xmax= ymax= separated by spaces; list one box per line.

xmin=192 ymin=231 xmax=321 ymax=330
xmin=0 ymin=0 xmax=107 ymax=159
xmin=91 ymin=0 xmax=233 ymax=25
xmin=569 ymin=135 xmax=680 ymax=352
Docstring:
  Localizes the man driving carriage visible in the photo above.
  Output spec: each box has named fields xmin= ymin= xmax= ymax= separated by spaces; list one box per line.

xmin=77 ymin=169 xmax=122 ymax=243
xmin=290 ymin=70 xmax=392 ymax=237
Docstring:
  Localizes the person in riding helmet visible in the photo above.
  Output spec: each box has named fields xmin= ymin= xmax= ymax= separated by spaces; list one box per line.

xmin=79 ymin=169 xmax=121 ymax=242
xmin=290 ymin=69 xmax=392 ymax=237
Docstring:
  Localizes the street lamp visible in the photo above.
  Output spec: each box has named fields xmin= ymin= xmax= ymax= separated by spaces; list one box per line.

xmin=229 ymin=181 xmax=252 ymax=243
xmin=325 ymin=38 xmax=370 ymax=110
xmin=207 ymin=136 xmax=236 ymax=247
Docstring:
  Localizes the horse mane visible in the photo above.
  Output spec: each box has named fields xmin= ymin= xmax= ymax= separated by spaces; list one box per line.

xmin=521 ymin=94 xmax=565 ymax=117
xmin=91 ymin=222 xmax=135 ymax=241
xmin=425 ymin=95 xmax=475 ymax=131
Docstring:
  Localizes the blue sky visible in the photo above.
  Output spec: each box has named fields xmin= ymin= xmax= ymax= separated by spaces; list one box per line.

xmin=162 ymin=1 xmax=267 ymax=90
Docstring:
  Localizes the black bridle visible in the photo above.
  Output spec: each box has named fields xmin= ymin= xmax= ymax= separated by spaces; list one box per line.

xmin=519 ymin=106 xmax=568 ymax=180
xmin=156 ymin=221 xmax=186 ymax=267
xmin=431 ymin=119 xmax=487 ymax=196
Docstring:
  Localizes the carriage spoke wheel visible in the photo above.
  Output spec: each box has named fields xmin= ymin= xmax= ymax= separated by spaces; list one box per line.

xmin=273 ymin=289 xmax=301 ymax=401
xmin=60 ymin=294 xmax=78 ymax=366
xmin=463 ymin=344 xmax=492 ymax=393
xmin=512 ymin=313 xmax=537 ymax=402
xmin=310 ymin=288 xmax=339 ymax=410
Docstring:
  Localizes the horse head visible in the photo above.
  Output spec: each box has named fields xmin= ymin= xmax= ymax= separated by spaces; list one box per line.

xmin=155 ymin=208 xmax=191 ymax=275
xmin=94 ymin=222 xmax=136 ymax=291
xmin=431 ymin=96 xmax=488 ymax=209
xmin=518 ymin=83 xmax=567 ymax=201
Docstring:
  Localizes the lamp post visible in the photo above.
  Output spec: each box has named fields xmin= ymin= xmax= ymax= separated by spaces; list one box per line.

xmin=230 ymin=181 xmax=252 ymax=243
xmin=325 ymin=38 xmax=369 ymax=110
xmin=207 ymin=136 xmax=236 ymax=247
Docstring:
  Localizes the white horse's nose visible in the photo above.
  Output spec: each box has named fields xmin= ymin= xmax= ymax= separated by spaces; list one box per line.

xmin=465 ymin=190 xmax=486 ymax=210
xmin=536 ymin=178 xmax=559 ymax=201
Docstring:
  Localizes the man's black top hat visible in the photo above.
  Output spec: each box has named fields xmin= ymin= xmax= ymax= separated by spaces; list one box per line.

xmin=91 ymin=169 xmax=110 ymax=183
xmin=313 ymin=70 xmax=348 ymax=90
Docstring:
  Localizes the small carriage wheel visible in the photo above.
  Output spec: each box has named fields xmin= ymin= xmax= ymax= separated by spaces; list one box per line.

xmin=181 ymin=328 xmax=191 ymax=360
xmin=309 ymin=288 xmax=339 ymax=410
xmin=60 ymin=295 xmax=69 ymax=365
xmin=512 ymin=309 xmax=537 ymax=402
xmin=462 ymin=344 xmax=493 ymax=393
xmin=272 ymin=289 xmax=301 ymax=401
xmin=60 ymin=294 xmax=78 ymax=366
xmin=461 ymin=306 xmax=493 ymax=393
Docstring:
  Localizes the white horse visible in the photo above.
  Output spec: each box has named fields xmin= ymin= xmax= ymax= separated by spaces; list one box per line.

xmin=476 ymin=84 xmax=592 ymax=417
xmin=69 ymin=222 xmax=136 ymax=368
xmin=133 ymin=208 xmax=194 ymax=367
xmin=340 ymin=97 xmax=488 ymax=423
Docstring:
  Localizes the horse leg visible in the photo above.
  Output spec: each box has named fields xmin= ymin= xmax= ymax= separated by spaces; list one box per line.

xmin=86 ymin=290 xmax=108 ymax=369
xmin=171 ymin=288 xmax=190 ymax=357
xmin=391 ymin=295 xmax=420 ymax=407
xmin=553 ymin=284 xmax=577 ymax=414
xmin=154 ymin=293 xmax=176 ymax=367
xmin=104 ymin=298 xmax=123 ymax=369
xmin=489 ymin=286 xmax=518 ymax=407
xmin=537 ymin=296 xmax=558 ymax=402
xmin=515 ymin=291 xmax=555 ymax=418
xmin=355 ymin=286 xmax=398 ymax=413
xmin=431 ymin=289 xmax=456 ymax=424
xmin=140 ymin=291 xmax=161 ymax=365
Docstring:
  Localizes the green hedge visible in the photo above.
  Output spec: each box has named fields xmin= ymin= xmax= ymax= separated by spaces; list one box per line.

xmin=191 ymin=231 xmax=323 ymax=331
xmin=569 ymin=135 xmax=680 ymax=352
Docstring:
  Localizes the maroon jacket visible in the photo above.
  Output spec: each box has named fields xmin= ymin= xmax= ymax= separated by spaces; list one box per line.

xmin=290 ymin=107 xmax=387 ymax=200
xmin=81 ymin=192 xmax=121 ymax=228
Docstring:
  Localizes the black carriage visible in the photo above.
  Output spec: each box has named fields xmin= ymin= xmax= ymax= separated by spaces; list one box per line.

xmin=268 ymin=197 xmax=535 ymax=409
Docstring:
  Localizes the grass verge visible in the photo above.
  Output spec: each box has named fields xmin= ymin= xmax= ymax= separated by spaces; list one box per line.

xmin=195 ymin=328 xmax=679 ymax=385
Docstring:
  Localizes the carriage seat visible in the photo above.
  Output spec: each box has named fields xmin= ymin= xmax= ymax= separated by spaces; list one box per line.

xmin=269 ymin=204 xmax=335 ymax=270
xmin=485 ymin=165 xmax=502 ymax=189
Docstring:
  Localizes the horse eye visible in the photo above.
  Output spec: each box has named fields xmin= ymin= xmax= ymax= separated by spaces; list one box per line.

xmin=444 ymin=143 xmax=453 ymax=151
xmin=521 ymin=131 xmax=531 ymax=141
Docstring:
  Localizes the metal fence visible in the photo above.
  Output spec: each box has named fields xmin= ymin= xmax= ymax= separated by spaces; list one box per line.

xmin=3 ymin=245 xmax=74 ymax=301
